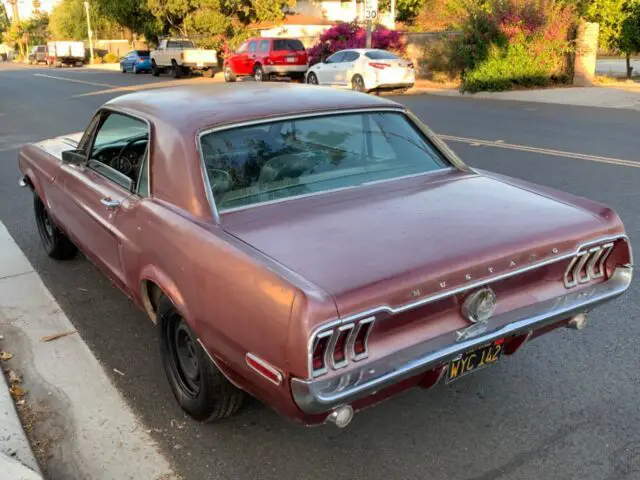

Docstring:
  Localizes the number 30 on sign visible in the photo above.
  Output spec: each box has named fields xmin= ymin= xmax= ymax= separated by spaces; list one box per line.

xmin=364 ymin=0 xmax=378 ymax=19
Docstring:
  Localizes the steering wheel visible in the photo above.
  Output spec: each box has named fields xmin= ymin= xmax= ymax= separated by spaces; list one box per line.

xmin=206 ymin=168 xmax=233 ymax=194
xmin=112 ymin=137 xmax=147 ymax=175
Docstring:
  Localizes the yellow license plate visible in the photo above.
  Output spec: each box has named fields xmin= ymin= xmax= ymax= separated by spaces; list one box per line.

xmin=446 ymin=339 xmax=504 ymax=383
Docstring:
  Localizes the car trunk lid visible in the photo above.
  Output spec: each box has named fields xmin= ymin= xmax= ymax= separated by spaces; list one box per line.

xmin=222 ymin=170 xmax=619 ymax=319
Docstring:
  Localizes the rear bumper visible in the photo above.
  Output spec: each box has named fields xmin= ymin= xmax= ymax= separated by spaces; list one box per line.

xmin=374 ymin=82 xmax=415 ymax=90
xmin=182 ymin=62 xmax=218 ymax=69
xmin=291 ymin=265 xmax=633 ymax=414
xmin=264 ymin=65 xmax=308 ymax=75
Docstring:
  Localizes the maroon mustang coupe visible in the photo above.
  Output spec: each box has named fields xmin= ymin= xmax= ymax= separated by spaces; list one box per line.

xmin=18 ymin=84 xmax=632 ymax=427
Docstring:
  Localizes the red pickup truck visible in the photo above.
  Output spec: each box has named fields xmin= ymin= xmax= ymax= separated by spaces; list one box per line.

xmin=223 ymin=37 xmax=308 ymax=82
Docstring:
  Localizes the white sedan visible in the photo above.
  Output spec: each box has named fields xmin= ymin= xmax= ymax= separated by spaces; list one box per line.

xmin=305 ymin=49 xmax=415 ymax=93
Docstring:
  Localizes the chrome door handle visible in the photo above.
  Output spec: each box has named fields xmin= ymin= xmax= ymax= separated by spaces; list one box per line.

xmin=100 ymin=198 xmax=120 ymax=209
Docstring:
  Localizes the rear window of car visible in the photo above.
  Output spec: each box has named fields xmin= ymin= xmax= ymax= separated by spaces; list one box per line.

xmin=167 ymin=40 xmax=195 ymax=49
xmin=200 ymin=112 xmax=449 ymax=212
xmin=136 ymin=50 xmax=150 ymax=56
xmin=365 ymin=50 xmax=399 ymax=60
xmin=273 ymin=39 xmax=305 ymax=52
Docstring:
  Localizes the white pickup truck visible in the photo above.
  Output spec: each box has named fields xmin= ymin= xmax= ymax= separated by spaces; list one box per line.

xmin=151 ymin=37 xmax=219 ymax=78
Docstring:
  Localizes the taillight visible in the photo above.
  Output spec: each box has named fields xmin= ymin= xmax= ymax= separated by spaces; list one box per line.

xmin=369 ymin=62 xmax=390 ymax=69
xmin=312 ymin=331 xmax=332 ymax=375
xmin=310 ymin=317 xmax=375 ymax=377
xmin=179 ymin=52 xmax=184 ymax=60
xmin=351 ymin=317 xmax=374 ymax=359
xmin=564 ymin=242 xmax=613 ymax=288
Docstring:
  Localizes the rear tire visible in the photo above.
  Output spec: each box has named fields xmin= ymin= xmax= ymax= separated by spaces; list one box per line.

xmin=224 ymin=65 xmax=236 ymax=82
xmin=253 ymin=64 xmax=264 ymax=82
xmin=157 ymin=296 xmax=244 ymax=422
xmin=151 ymin=61 xmax=160 ymax=77
xmin=33 ymin=194 xmax=77 ymax=260
xmin=171 ymin=60 xmax=182 ymax=79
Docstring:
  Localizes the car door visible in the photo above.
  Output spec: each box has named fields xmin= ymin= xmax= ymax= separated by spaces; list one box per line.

xmin=257 ymin=39 xmax=270 ymax=66
xmin=122 ymin=51 xmax=133 ymax=70
xmin=335 ymin=51 xmax=360 ymax=87
xmin=316 ymin=51 xmax=345 ymax=84
xmin=245 ymin=40 xmax=258 ymax=74
xmin=56 ymin=110 xmax=149 ymax=289
xmin=228 ymin=41 xmax=248 ymax=75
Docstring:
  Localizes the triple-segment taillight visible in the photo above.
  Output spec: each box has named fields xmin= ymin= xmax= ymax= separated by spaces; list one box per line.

xmin=369 ymin=62 xmax=390 ymax=70
xmin=311 ymin=317 xmax=375 ymax=377
xmin=564 ymin=242 xmax=613 ymax=288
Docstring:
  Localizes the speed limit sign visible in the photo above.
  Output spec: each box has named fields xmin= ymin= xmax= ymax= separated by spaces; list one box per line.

xmin=364 ymin=0 xmax=378 ymax=19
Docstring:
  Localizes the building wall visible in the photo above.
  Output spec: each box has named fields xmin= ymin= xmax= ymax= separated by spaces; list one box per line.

xmin=294 ymin=0 xmax=393 ymax=27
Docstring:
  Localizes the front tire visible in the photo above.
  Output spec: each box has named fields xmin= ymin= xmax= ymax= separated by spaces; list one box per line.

xmin=158 ymin=297 xmax=244 ymax=422
xmin=34 ymin=194 xmax=77 ymax=260
xmin=352 ymin=74 xmax=366 ymax=93
xmin=307 ymin=72 xmax=318 ymax=85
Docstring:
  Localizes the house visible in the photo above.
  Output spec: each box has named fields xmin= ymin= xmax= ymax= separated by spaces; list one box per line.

xmin=251 ymin=1 xmax=395 ymax=45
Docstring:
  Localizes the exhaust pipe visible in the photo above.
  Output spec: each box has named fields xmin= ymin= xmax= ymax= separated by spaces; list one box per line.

xmin=325 ymin=405 xmax=354 ymax=428
xmin=567 ymin=313 xmax=588 ymax=330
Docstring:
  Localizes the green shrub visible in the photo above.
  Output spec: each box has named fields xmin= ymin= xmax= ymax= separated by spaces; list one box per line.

xmin=103 ymin=52 xmax=119 ymax=64
xmin=450 ymin=0 xmax=576 ymax=92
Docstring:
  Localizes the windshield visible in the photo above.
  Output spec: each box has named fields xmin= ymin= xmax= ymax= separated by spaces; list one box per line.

xmin=365 ymin=50 xmax=399 ymax=60
xmin=136 ymin=50 xmax=150 ymax=57
xmin=273 ymin=39 xmax=305 ymax=52
xmin=200 ymin=112 xmax=448 ymax=212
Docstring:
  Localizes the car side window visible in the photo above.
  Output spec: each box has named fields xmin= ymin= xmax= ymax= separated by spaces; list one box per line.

xmin=344 ymin=51 xmax=360 ymax=62
xmin=326 ymin=51 xmax=346 ymax=64
xmin=88 ymin=112 xmax=149 ymax=190
xmin=248 ymin=41 xmax=257 ymax=53
xmin=237 ymin=42 xmax=248 ymax=53
xmin=258 ymin=40 xmax=270 ymax=52
xmin=136 ymin=154 xmax=150 ymax=197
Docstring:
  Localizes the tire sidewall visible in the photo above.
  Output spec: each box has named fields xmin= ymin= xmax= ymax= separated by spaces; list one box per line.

xmin=158 ymin=298 xmax=218 ymax=420
xmin=307 ymin=72 xmax=318 ymax=85
xmin=254 ymin=65 xmax=263 ymax=82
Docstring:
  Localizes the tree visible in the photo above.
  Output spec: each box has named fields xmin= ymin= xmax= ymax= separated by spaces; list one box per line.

xmin=619 ymin=1 xmax=640 ymax=76
xmin=380 ymin=0 xmax=427 ymax=22
xmin=0 ymin=3 xmax=10 ymax=37
xmin=49 ymin=0 xmax=121 ymax=40
xmin=587 ymin=0 xmax=640 ymax=77
xmin=94 ymin=0 xmax=161 ymax=41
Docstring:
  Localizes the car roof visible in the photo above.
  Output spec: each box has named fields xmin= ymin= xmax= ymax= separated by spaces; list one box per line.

xmin=105 ymin=83 xmax=403 ymax=135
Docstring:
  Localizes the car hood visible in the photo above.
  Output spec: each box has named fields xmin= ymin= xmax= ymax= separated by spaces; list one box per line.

xmin=34 ymin=131 xmax=83 ymax=160
xmin=222 ymin=169 xmax=624 ymax=318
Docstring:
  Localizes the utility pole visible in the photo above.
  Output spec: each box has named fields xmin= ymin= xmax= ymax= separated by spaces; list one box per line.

xmin=8 ymin=0 xmax=20 ymax=24
xmin=390 ymin=0 xmax=396 ymax=27
xmin=84 ymin=1 xmax=94 ymax=63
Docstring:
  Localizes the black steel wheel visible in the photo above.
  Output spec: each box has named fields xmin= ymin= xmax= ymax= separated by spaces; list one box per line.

xmin=307 ymin=72 xmax=319 ymax=85
xmin=33 ymin=194 xmax=77 ymax=260
xmin=158 ymin=296 xmax=244 ymax=422
xmin=151 ymin=61 xmax=160 ymax=77
xmin=352 ymin=74 xmax=366 ymax=93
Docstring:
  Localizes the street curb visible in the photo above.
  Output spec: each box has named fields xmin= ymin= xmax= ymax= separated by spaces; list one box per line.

xmin=0 ymin=360 xmax=42 ymax=479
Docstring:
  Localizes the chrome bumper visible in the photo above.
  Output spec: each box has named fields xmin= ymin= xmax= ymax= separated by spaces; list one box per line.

xmin=291 ymin=266 xmax=633 ymax=414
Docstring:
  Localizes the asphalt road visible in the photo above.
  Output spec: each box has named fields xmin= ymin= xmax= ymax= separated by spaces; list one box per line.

xmin=2 ymin=63 xmax=640 ymax=480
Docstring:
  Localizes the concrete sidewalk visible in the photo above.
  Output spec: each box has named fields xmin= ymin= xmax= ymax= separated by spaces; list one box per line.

xmin=0 ymin=222 xmax=177 ymax=479
xmin=409 ymin=82 xmax=640 ymax=111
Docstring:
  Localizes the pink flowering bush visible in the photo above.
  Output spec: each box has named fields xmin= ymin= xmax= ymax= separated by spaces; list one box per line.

xmin=451 ymin=0 xmax=576 ymax=92
xmin=308 ymin=22 xmax=406 ymax=65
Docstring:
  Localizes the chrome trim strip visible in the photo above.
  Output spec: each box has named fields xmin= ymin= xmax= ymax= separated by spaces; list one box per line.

xmin=575 ymin=251 xmax=591 ymax=284
xmin=195 ymin=107 xmax=452 ymax=222
xmin=292 ymin=266 xmax=633 ymax=414
xmin=245 ymin=353 xmax=283 ymax=386
xmin=18 ymin=177 xmax=27 ymax=188
xmin=313 ymin=234 xmax=629 ymax=334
